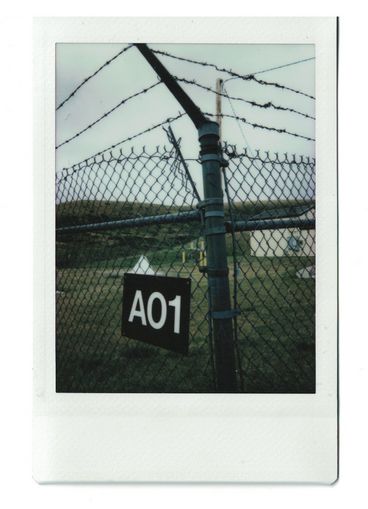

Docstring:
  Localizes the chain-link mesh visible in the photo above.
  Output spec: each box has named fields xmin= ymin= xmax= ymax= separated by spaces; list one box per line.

xmin=222 ymin=143 xmax=315 ymax=393
xmin=56 ymin=141 xmax=315 ymax=393
xmin=56 ymin=145 xmax=214 ymax=392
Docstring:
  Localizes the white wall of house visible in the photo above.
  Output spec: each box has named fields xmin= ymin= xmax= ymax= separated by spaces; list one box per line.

xmin=250 ymin=227 xmax=315 ymax=257
xmin=250 ymin=208 xmax=316 ymax=258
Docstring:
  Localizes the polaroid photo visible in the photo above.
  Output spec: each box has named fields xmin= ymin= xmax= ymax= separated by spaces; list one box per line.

xmin=33 ymin=17 xmax=338 ymax=483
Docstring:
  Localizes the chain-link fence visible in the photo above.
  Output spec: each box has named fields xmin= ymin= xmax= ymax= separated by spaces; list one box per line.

xmin=56 ymin=143 xmax=214 ymax=392
xmin=56 ymin=139 xmax=315 ymax=393
xmin=222 ymin=144 xmax=315 ymax=393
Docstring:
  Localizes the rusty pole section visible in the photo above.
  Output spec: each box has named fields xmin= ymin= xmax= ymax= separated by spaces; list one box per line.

xmin=215 ymin=78 xmax=223 ymax=142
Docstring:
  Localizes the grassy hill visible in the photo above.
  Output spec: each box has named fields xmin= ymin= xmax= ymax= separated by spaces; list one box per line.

xmin=56 ymin=198 xmax=314 ymax=268
xmin=56 ymin=199 xmax=178 ymax=227
xmin=56 ymin=200 xmax=199 ymax=268
xmin=56 ymin=198 xmax=313 ymax=227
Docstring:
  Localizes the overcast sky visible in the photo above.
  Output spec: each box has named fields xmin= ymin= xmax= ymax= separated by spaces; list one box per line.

xmin=56 ymin=43 xmax=315 ymax=201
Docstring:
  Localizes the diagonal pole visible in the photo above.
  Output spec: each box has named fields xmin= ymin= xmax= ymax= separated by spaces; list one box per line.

xmin=135 ymin=44 xmax=207 ymax=129
xmin=165 ymin=125 xmax=201 ymax=203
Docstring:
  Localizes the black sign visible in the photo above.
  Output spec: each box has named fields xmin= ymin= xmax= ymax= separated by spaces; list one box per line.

xmin=122 ymin=273 xmax=191 ymax=355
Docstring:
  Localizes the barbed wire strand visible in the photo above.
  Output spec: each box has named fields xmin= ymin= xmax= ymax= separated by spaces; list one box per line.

xmin=206 ymin=112 xmax=315 ymax=142
xmin=56 ymin=80 xmax=162 ymax=149
xmin=224 ymin=56 xmax=315 ymax=80
xmin=59 ymin=112 xmax=187 ymax=172
xmin=176 ymin=76 xmax=315 ymax=120
xmin=221 ymin=82 xmax=268 ymax=212
xmin=56 ymin=44 xmax=133 ymax=111
xmin=221 ymin=84 xmax=264 ymax=177
xmin=152 ymin=49 xmax=315 ymax=100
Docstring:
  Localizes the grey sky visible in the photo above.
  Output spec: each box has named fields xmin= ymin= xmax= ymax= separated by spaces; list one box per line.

xmin=56 ymin=43 xmax=315 ymax=201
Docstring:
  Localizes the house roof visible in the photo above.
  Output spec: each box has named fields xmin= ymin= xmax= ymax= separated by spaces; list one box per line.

xmin=251 ymin=203 xmax=315 ymax=221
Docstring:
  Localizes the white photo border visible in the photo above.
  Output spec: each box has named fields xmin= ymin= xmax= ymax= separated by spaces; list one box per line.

xmin=33 ymin=17 xmax=338 ymax=483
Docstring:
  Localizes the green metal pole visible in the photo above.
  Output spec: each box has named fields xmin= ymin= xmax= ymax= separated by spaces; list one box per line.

xmin=198 ymin=121 xmax=237 ymax=392
xmin=134 ymin=44 xmax=237 ymax=391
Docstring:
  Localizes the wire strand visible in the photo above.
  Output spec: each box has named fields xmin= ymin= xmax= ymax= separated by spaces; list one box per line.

xmin=205 ymin=112 xmax=315 ymax=142
xmin=153 ymin=49 xmax=315 ymax=100
xmin=56 ymin=80 xmax=162 ymax=149
xmin=60 ymin=112 xmax=187 ymax=170
xmin=222 ymin=83 xmax=267 ymax=192
xmin=56 ymin=44 xmax=133 ymax=110
xmin=222 ymin=165 xmax=244 ymax=392
xmin=224 ymin=56 xmax=315 ymax=81
xmin=176 ymin=76 xmax=315 ymax=120
xmin=222 ymin=84 xmax=250 ymax=149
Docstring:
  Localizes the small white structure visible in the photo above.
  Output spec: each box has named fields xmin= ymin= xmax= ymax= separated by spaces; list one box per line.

xmin=296 ymin=265 xmax=315 ymax=279
xmin=128 ymin=255 xmax=157 ymax=275
xmin=250 ymin=206 xmax=315 ymax=258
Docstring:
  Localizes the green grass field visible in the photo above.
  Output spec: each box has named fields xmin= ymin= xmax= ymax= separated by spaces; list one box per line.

xmin=56 ymin=249 xmax=315 ymax=393
xmin=56 ymin=199 xmax=315 ymax=393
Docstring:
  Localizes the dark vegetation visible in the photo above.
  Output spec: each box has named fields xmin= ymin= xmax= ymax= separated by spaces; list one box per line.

xmin=56 ymin=199 xmax=313 ymax=268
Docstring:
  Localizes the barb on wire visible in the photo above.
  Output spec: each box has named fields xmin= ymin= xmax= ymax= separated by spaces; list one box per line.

xmin=205 ymin=112 xmax=315 ymax=142
xmin=153 ymin=49 xmax=315 ymax=100
xmin=60 ymin=112 xmax=187 ymax=171
xmin=176 ymin=76 xmax=315 ymax=120
xmin=56 ymin=80 xmax=162 ymax=149
xmin=56 ymin=44 xmax=133 ymax=110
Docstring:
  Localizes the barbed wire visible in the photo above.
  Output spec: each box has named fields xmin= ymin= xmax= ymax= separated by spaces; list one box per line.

xmin=56 ymin=44 xmax=133 ymax=111
xmin=224 ymin=56 xmax=315 ymax=80
xmin=56 ymin=80 xmax=162 ymax=149
xmin=60 ymin=112 xmax=187 ymax=171
xmin=205 ymin=112 xmax=315 ymax=142
xmin=152 ymin=49 xmax=315 ymax=100
xmin=221 ymin=83 xmax=263 ymax=174
xmin=176 ymin=76 xmax=315 ymax=120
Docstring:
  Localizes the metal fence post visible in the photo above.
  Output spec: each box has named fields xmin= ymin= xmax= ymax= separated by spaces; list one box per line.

xmin=135 ymin=44 xmax=238 ymax=391
xmin=198 ymin=121 xmax=237 ymax=392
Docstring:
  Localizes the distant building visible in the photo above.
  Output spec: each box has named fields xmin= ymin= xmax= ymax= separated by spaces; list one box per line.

xmin=250 ymin=204 xmax=315 ymax=258
xmin=128 ymin=255 xmax=157 ymax=275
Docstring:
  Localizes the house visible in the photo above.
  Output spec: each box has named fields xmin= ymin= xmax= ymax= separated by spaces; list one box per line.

xmin=249 ymin=204 xmax=315 ymax=258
